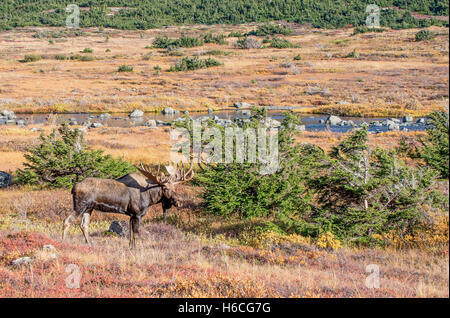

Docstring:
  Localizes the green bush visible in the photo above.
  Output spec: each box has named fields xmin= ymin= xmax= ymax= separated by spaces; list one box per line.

xmin=418 ymin=111 xmax=449 ymax=178
xmin=309 ymin=126 xmax=444 ymax=244
xmin=16 ymin=124 xmax=135 ymax=188
xmin=118 ymin=64 xmax=133 ymax=72
xmin=269 ymin=36 xmax=299 ymax=49
xmin=293 ymin=54 xmax=302 ymax=60
xmin=246 ymin=23 xmax=294 ymax=36
xmin=81 ymin=47 xmax=93 ymax=53
xmin=152 ymin=34 xmax=204 ymax=49
xmin=353 ymin=26 xmax=387 ymax=35
xmin=202 ymin=32 xmax=227 ymax=44
xmin=20 ymin=54 xmax=42 ymax=63
xmin=69 ymin=54 xmax=95 ymax=61
xmin=54 ymin=54 xmax=67 ymax=60
xmin=168 ymin=56 xmax=222 ymax=72
xmin=415 ymin=29 xmax=435 ymax=41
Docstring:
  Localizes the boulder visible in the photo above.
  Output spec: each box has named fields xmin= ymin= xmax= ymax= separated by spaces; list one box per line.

xmin=402 ymin=116 xmax=413 ymax=123
xmin=108 ymin=220 xmax=129 ymax=237
xmin=295 ymin=125 xmax=306 ymax=131
xmin=162 ymin=107 xmax=175 ymax=115
xmin=129 ymin=109 xmax=144 ymax=117
xmin=234 ymin=102 xmax=251 ymax=109
xmin=90 ymin=122 xmax=102 ymax=128
xmin=208 ymin=108 xmax=213 ymax=114
xmin=144 ymin=119 xmax=157 ymax=128
xmin=99 ymin=113 xmax=111 ymax=120
xmin=417 ymin=118 xmax=426 ymax=124
xmin=326 ymin=115 xmax=342 ymax=125
xmin=10 ymin=257 xmax=32 ymax=267
xmin=0 ymin=171 xmax=11 ymax=188
xmin=388 ymin=123 xmax=400 ymax=131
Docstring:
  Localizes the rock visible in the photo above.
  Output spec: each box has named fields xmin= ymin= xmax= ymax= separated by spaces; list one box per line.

xmin=207 ymin=108 xmax=213 ymax=114
xmin=129 ymin=109 xmax=144 ymax=117
xmin=417 ymin=118 xmax=426 ymax=124
xmin=108 ymin=220 xmax=129 ymax=237
xmin=182 ymin=110 xmax=189 ymax=115
xmin=90 ymin=122 xmax=102 ymax=128
xmin=337 ymin=100 xmax=349 ymax=105
xmin=389 ymin=118 xmax=401 ymax=124
xmin=16 ymin=120 xmax=25 ymax=126
xmin=69 ymin=120 xmax=78 ymax=126
xmin=0 ymin=171 xmax=11 ymax=188
xmin=234 ymin=102 xmax=251 ymax=109
xmin=144 ymin=119 xmax=157 ymax=128
xmin=295 ymin=125 xmax=306 ymax=131
xmin=388 ymin=123 xmax=400 ymax=131
xmin=347 ymin=120 xmax=355 ymax=126
xmin=319 ymin=119 xmax=325 ymax=124
xmin=156 ymin=120 xmax=169 ymax=126
xmin=99 ymin=113 xmax=111 ymax=120
xmin=162 ymin=107 xmax=175 ymax=115
xmin=326 ymin=115 xmax=342 ymax=125
xmin=402 ymin=116 xmax=413 ymax=123
xmin=1 ymin=109 xmax=15 ymax=119
xmin=82 ymin=121 xmax=91 ymax=127
xmin=10 ymin=257 xmax=32 ymax=267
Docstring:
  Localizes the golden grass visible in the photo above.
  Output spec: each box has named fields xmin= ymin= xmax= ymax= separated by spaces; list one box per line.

xmin=0 ymin=25 xmax=447 ymax=116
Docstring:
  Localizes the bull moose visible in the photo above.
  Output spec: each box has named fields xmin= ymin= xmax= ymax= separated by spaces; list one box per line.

xmin=62 ymin=162 xmax=194 ymax=248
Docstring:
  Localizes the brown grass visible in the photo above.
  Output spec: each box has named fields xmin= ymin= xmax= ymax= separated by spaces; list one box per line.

xmin=0 ymin=25 xmax=447 ymax=116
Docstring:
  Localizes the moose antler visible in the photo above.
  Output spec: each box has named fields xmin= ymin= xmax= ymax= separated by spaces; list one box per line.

xmin=136 ymin=162 xmax=194 ymax=185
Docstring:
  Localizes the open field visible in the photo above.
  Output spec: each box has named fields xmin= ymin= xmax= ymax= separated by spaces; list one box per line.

xmin=0 ymin=124 xmax=427 ymax=172
xmin=0 ymin=21 xmax=448 ymax=299
xmin=0 ymin=186 xmax=448 ymax=298
xmin=0 ymin=24 xmax=448 ymax=116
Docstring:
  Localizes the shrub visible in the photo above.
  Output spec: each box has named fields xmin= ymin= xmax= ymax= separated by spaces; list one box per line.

xmin=269 ymin=36 xmax=299 ymax=49
xmin=415 ymin=29 xmax=435 ymax=41
xmin=246 ymin=23 xmax=294 ymax=36
xmin=228 ymin=31 xmax=244 ymax=38
xmin=168 ymin=56 xmax=222 ymax=72
xmin=54 ymin=54 xmax=67 ymax=60
xmin=309 ymin=126 xmax=445 ymax=244
xmin=353 ymin=26 xmax=386 ymax=35
xmin=346 ymin=48 xmax=360 ymax=58
xmin=19 ymin=54 xmax=42 ymax=63
xmin=417 ymin=111 xmax=449 ymax=178
xmin=81 ymin=47 xmax=93 ymax=53
xmin=118 ymin=64 xmax=133 ymax=72
xmin=235 ymin=37 xmax=262 ymax=49
xmin=202 ymin=32 xmax=227 ymax=45
xmin=152 ymin=34 xmax=204 ymax=49
xmin=16 ymin=124 xmax=135 ymax=188
xmin=69 ymin=54 xmax=95 ymax=61
xmin=293 ymin=54 xmax=302 ymax=60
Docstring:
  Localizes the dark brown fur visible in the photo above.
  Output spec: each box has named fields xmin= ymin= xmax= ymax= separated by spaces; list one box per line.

xmin=62 ymin=172 xmax=183 ymax=248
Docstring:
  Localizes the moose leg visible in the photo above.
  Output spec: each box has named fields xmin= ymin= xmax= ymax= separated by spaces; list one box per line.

xmin=80 ymin=212 xmax=92 ymax=245
xmin=62 ymin=211 xmax=76 ymax=241
xmin=129 ymin=216 xmax=140 ymax=249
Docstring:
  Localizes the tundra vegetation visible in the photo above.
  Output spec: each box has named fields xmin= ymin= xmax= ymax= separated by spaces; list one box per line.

xmin=0 ymin=0 xmax=448 ymax=298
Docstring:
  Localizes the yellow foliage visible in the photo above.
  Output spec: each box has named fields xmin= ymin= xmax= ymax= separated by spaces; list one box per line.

xmin=373 ymin=212 xmax=449 ymax=249
xmin=317 ymin=231 xmax=342 ymax=250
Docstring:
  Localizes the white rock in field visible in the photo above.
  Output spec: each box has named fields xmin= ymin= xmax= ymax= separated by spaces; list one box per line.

xmin=129 ymin=109 xmax=144 ymax=117
xmin=11 ymin=257 xmax=32 ymax=267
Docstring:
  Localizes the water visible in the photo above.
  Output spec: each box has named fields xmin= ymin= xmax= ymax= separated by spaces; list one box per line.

xmin=12 ymin=111 xmax=428 ymax=133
